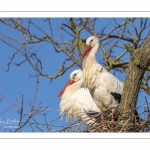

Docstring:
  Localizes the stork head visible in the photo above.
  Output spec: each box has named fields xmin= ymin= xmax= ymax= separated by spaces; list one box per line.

xmin=57 ymin=69 xmax=83 ymax=97
xmin=70 ymin=69 xmax=83 ymax=82
xmin=81 ymin=36 xmax=99 ymax=59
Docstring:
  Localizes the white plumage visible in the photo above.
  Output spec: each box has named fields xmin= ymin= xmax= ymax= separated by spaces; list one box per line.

xmin=82 ymin=36 xmax=123 ymax=120
xmin=57 ymin=69 xmax=101 ymax=125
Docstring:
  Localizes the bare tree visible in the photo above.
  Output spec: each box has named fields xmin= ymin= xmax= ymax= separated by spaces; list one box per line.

xmin=1 ymin=18 xmax=150 ymax=132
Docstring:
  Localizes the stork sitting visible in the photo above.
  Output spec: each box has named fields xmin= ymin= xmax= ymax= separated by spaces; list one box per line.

xmin=57 ymin=69 xmax=101 ymax=126
xmin=82 ymin=36 xmax=123 ymax=122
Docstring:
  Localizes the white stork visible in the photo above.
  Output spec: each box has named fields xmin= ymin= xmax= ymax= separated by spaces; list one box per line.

xmin=81 ymin=36 xmax=124 ymax=121
xmin=57 ymin=69 xmax=101 ymax=126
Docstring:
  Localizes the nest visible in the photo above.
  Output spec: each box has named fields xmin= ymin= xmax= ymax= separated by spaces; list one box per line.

xmin=52 ymin=108 xmax=150 ymax=133
xmin=48 ymin=102 xmax=150 ymax=133
xmin=85 ymin=120 xmax=148 ymax=133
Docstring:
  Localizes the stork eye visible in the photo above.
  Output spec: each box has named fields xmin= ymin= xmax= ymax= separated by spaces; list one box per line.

xmin=90 ymin=39 xmax=93 ymax=43
xmin=74 ymin=74 xmax=77 ymax=76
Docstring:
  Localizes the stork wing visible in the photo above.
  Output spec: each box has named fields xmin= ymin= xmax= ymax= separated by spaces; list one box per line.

xmin=102 ymin=71 xmax=123 ymax=103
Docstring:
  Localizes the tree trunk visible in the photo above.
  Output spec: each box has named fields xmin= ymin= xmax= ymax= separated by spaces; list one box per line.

xmin=119 ymin=32 xmax=150 ymax=124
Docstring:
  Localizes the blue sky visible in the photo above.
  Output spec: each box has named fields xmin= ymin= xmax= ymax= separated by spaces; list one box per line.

xmin=0 ymin=18 xmax=150 ymax=132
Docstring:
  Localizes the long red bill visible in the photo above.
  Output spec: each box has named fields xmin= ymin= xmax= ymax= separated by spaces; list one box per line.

xmin=81 ymin=45 xmax=92 ymax=60
xmin=57 ymin=79 xmax=74 ymax=97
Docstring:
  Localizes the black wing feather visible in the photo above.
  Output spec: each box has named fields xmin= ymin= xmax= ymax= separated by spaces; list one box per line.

xmin=110 ymin=92 xmax=122 ymax=103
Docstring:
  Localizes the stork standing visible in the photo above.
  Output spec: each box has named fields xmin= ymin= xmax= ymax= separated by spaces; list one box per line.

xmin=82 ymin=36 xmax=123 ymax=121
xmin=57 ymin=69 xmax=101 ymax=126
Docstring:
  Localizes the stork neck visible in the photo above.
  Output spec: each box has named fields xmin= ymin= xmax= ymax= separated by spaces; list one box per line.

xmin=89 ymin=44 xmax=99 ymax=58
xmin=83 ymin=44 xmax=99 ymax=67
xmin=62 ymin=79 xmax=83 ymax=99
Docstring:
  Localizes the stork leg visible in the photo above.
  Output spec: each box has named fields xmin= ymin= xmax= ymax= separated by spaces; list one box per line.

xmin=101 ymin=113 xmax=104 ymax=123
xmin=111 ymin=109 xmax=114 ymax=122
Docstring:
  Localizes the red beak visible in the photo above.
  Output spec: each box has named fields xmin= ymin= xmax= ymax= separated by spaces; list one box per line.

xmin=57 ymin=79 xmax=74 ymax=97
xmin=81 ymin=45 xmax=92 ymax=60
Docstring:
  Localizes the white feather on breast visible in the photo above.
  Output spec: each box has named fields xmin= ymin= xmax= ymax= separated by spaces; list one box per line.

xmin=60 ymin=87 xmax=101 ymax=124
